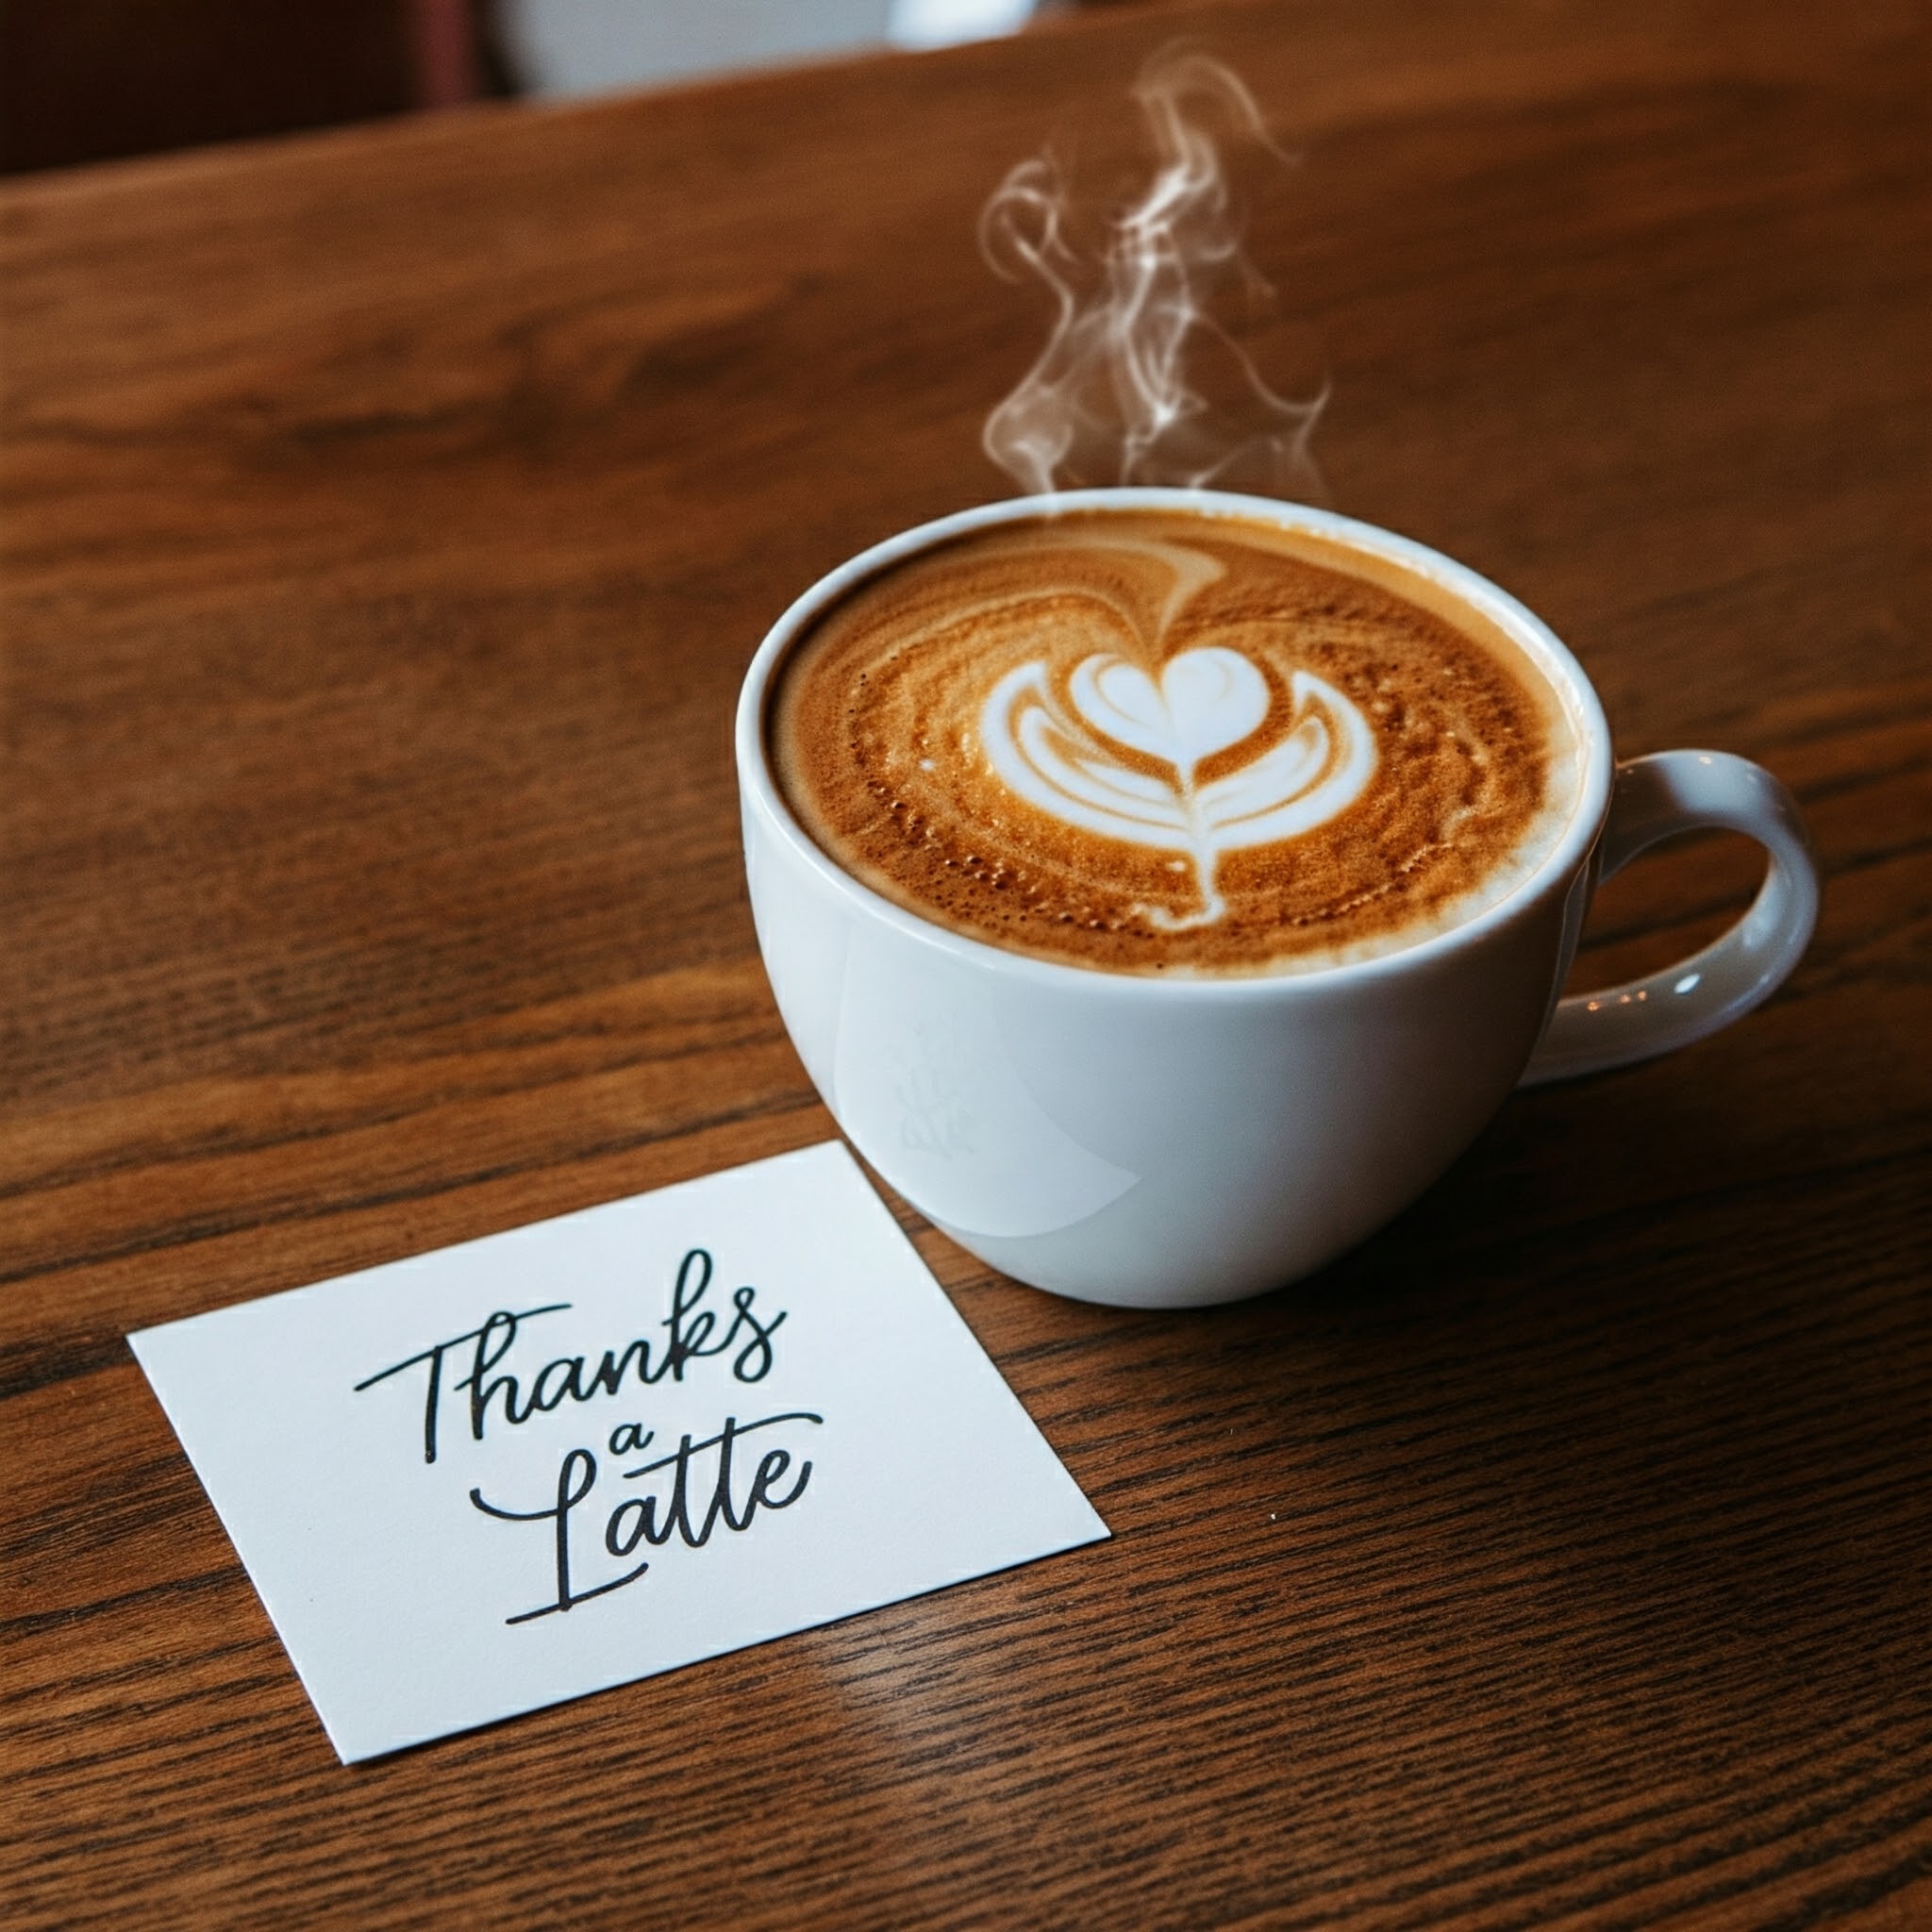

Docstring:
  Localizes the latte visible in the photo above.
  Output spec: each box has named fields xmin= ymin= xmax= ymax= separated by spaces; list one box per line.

xmin=768 ymin=508 xmax=1580 ymax=975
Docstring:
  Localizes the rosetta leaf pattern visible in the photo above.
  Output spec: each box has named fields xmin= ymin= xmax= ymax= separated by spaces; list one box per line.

xmin=980 ymin=645 xmax=1376 ymax=928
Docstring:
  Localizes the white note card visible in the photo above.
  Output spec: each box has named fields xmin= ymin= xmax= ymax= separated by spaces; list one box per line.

xmin=129 ymin=1143 xmax=1108 ymax=1762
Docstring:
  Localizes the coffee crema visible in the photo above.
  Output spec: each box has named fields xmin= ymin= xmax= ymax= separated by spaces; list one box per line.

xmin=768 ymin=509 xmax=1579 ymax=976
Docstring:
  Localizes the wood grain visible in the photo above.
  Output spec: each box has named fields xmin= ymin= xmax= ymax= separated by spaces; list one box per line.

xmin=1 ymin=0 xmax=1926 ymax=1925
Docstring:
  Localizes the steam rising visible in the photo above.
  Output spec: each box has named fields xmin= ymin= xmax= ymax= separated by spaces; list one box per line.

xmin=980 ymin=50 xmax=1324 ymax=499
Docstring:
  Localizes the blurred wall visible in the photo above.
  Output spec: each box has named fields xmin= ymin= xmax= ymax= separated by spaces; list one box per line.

xmin=494 ymin=0 xmax=1041 ymax=97
xmin=0 ymin=0 xmax=1056 ymax=175
xmin=0 ymin=0 xmax=473 ymax=173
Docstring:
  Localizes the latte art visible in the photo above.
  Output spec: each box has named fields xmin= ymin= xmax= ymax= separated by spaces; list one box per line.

xmin=981 ymin=649 xmax=1376 ymax=928
xmin=770 ymin=509 xmax=1579 ymax=976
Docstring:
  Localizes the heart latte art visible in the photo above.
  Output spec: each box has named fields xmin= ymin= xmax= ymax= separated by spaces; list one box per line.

xmin=771 ymin=511 xmax=1578 ymax=976
xmin=981 ymin=649 xmax=1375 ymax=928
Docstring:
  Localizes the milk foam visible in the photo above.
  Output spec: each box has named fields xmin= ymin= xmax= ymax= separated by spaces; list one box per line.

xmin=771 ymin=510 xmax=1577 ymax=977
xmin=981 ymin=650 xmax=1376 ymax=929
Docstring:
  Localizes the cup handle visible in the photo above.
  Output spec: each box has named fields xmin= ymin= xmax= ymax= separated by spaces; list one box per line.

xmin=1519 ymin=750 xmax=1820 ymax=1086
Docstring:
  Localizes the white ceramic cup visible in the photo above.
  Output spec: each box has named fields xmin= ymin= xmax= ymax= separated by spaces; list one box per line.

xmin=736 ymin=489 xmax=1820 ymax=1307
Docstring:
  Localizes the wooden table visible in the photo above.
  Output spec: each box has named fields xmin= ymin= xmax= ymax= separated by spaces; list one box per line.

xmin=3 ymin=1 xmax=1926 ymax=1924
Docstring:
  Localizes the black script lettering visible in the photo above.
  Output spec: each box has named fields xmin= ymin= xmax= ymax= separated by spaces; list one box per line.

xmin=475 ymin=1412 xmax=822 ymax=1627
xmin=728 ymin=1285 xmax=782 ymax=1383
xmin=354 ymin=1303 xmax=570 ymax=1463
xmin=748 ymin=1444 xmax=810 ymax=1512
xmin=609 ymin=1411 xmax=822 ymax=1554
xmin=659 ymin=1251 xmax=786 ymax=1384
xmin=466 ymin=1251 xmax=790 ymax=1417
xmin=666 ymin=1248 xmax=718 ymax=1372
xmin=526 ymin=1252 xmax=789 ymax=1406
xmin=466 ymin=1308 xmax=532 ymax=1441
xmin=529 ymin=1355 xmax=583 ymax=1415
xmin=352 ymin=1249 xmax=790 ymax=1461
xmin=471 ymin=1448 xmax=649 ymax=1625
xmin=608 ymin=1422 xmax=653 ymax=1456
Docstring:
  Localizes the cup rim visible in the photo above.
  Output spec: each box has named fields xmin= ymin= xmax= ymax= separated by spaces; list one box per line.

xmin=736 ymin=487 xmax=1614 ymax=998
